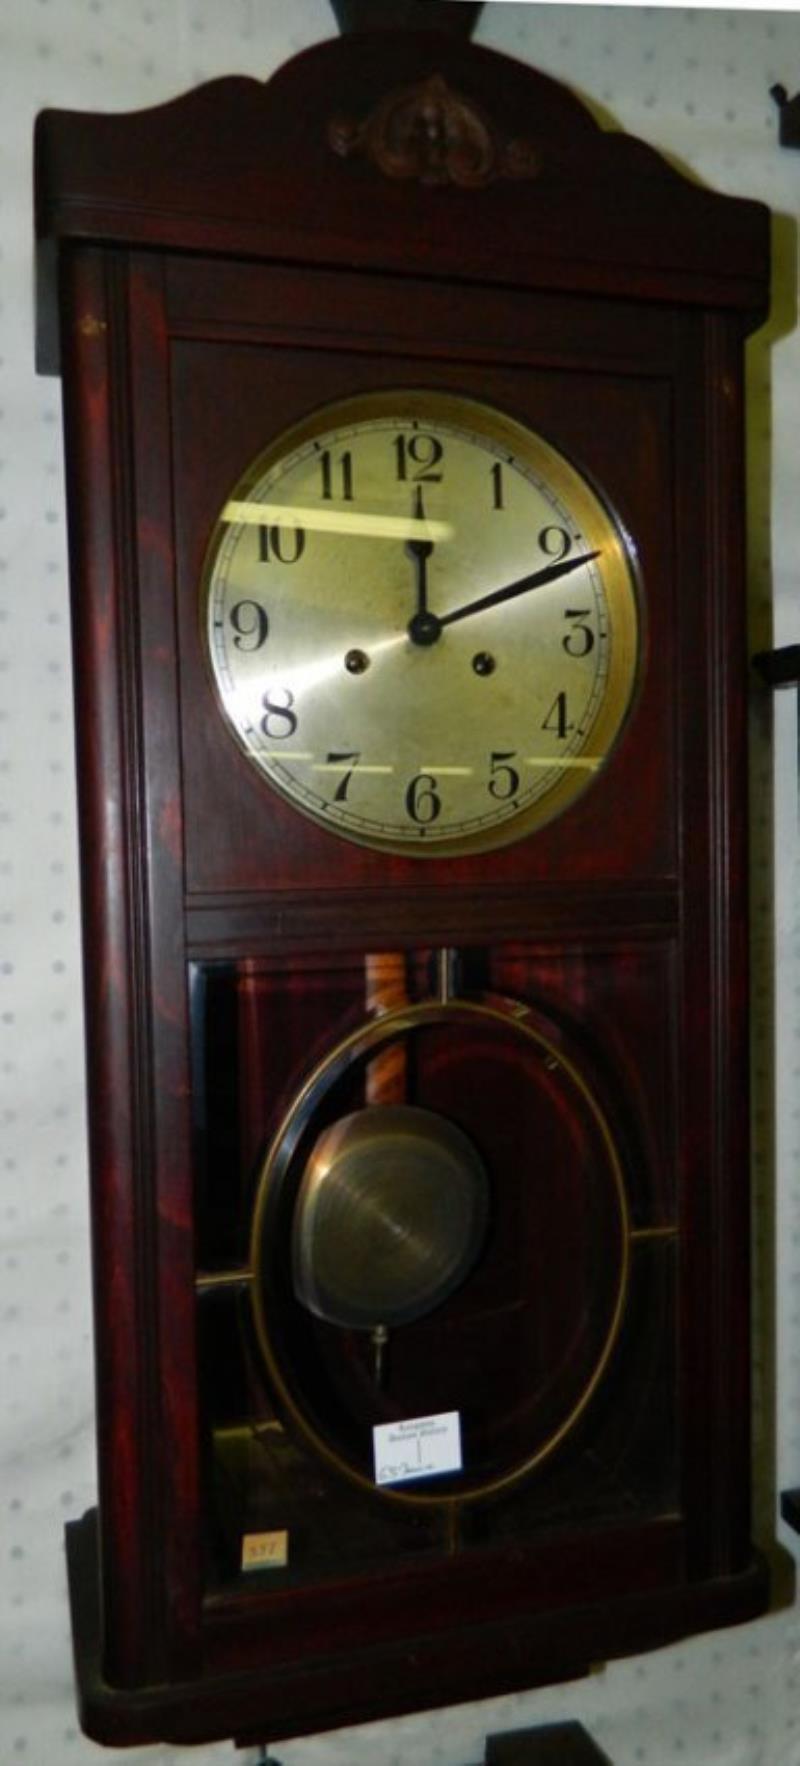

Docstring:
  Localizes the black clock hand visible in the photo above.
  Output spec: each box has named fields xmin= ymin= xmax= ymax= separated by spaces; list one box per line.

xmin=406 ymin=548 xmax=601 ymax=647
xmin=404 ymin=488 xmax=433 ymax=619
xmin=439 ymin=549 xmax=601 ymax=630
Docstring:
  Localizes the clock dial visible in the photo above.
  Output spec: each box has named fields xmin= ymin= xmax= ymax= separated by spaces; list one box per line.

xmin=203 ymin=391 xmax=640 ymax=855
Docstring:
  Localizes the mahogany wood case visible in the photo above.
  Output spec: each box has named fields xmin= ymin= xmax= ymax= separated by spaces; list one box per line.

xmin=34 ymin=27 xmax=771 ymax=1749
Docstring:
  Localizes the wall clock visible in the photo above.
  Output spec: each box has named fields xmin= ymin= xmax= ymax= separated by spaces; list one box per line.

xmin=34 ymin=14 xmax=771 ymax=1751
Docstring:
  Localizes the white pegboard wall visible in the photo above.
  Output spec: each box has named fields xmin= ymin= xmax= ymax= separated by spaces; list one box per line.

xmin=2 ymin=5 xmax=800 ymax=1764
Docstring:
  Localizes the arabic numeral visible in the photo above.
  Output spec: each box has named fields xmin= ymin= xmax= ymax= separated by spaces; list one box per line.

xmin=538 ymin=525 xmax=572 ymax=561
xmin=260 ymin=687 xmax=297 ymax=739
xmin=562 ymin=608 xmax=595 ymax=658
xmin=488 ymin=751 xmax=519 ymax=801
xmin=258 ymin=524 xmax=306 ymax=564
xmin=229 ymin=600 xmax=269 ymax=652
xmin=542 ymin=691 xmax=574 ymax=740
xmin=405 ymin=773 xmax=441 ymax=825
xmin=394 ymin=433 xmax=444 ymax=483
xmin=327 ymin=751 xmax=360 ymax=802
xmin=490 ymin=462 xmax=505 ymax=510
xmin=319 ymin=449 xmax=354 ymax=501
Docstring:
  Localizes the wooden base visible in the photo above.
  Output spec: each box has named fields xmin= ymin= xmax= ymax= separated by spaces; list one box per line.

xmin=66 ymin=1510 xmax=769 ymax=1749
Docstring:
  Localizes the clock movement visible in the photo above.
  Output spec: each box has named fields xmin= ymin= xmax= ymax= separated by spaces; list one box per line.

xmin=34 ymin=15 xmax=771 ymax=1750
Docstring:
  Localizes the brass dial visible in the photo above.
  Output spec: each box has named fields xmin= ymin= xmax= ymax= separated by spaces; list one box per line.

xmin=203 ymin=391 xmax=640 ymax=855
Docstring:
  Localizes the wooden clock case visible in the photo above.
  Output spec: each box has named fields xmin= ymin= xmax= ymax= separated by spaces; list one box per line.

xmin=35 ymin=24 xmax=771 ymax=1750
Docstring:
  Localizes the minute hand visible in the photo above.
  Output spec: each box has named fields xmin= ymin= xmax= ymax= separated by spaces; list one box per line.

xmin=438 ymin=549 xmax=601 ymax=630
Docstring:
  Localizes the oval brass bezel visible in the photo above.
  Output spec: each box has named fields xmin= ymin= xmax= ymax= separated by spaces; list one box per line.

xmin=248 ymin=993 xmax=632 ymax=1510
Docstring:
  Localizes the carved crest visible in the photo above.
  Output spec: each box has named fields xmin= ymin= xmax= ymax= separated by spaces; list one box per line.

xmin=329 ymin=73 xmax=540 ymax=188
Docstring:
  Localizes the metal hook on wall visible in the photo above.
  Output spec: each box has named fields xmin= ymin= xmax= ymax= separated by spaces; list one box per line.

xmin=330 ymin=0 xmax=483 ymax=36
xmin=771 ymin=84 xmax=800 ymax=148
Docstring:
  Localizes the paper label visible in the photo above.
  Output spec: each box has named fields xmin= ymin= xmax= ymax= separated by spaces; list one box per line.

xmin=241 ymin=1529 xmax=289 ymax=1572
xmin=373 ymin=1410 xmax=462 ymax=1487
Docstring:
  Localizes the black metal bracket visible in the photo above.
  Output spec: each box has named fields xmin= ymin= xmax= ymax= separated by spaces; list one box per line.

xmin=771 ymin=85 xmax=800 ymax=149
xmin=782 ymin=1488 xmax=800 ymax=1535
xmin=753 ymin=645 xmax=800 ymax=690
xmin=246 ymin=1718 xmax=612 ymax=1765
xmin=330 ymin=0 xmax=483 ymax=37
xmin=481 ymin=1723 xmax=613 ymax=1765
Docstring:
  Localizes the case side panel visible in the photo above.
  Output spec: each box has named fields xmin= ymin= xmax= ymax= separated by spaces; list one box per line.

xmin=59 ymin=245 xmax=161 ymax=1687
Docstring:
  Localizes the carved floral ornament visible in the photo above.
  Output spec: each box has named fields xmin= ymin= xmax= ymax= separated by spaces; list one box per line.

xmin=328 ymin=73 xmax=541 ymax=188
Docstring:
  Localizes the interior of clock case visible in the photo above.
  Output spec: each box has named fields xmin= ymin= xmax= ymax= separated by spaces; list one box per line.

xmin=190 ymin=941 xmax=677 ymax=1597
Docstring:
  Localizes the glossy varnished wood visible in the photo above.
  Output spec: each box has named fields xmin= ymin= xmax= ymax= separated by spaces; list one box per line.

xmin=66 ymin=1511 xmax=766 ymax=1746
xmin=39 ymin=24 xmax=771 ymax=1749
xmin=167 ymin=270 xmax=676 ymax=899
xmin=35 ymin=32 xmax=768 ymax=377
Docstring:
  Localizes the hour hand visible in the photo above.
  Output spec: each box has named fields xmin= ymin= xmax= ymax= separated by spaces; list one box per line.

xmin=404 ymin=488 xmax=434 ymax=620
